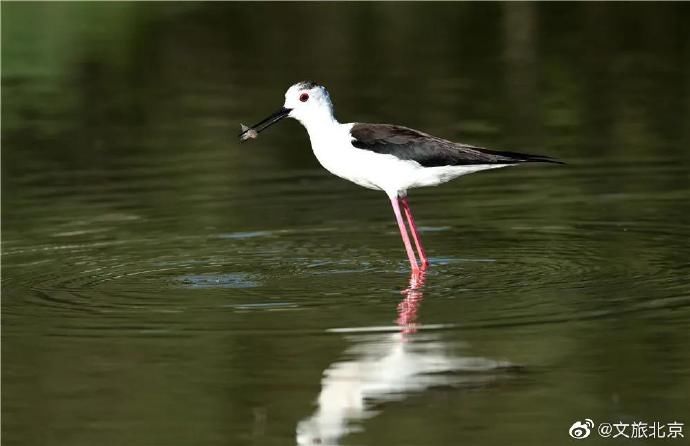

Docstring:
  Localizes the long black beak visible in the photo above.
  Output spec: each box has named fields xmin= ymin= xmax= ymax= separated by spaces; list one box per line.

xmin=238 ymin=107 xmax=291 ymax=141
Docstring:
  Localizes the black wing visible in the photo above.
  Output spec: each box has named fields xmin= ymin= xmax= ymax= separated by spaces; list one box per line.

xmin=350 ymin=123 xmax=563 ymax=167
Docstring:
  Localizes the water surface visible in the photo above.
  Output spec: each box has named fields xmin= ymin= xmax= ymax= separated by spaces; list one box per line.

xmin=3 ymin=3 xmax=690 ymax=446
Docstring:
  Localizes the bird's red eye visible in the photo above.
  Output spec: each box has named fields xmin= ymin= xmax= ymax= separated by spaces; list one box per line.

xmin=299 ymin=93 xmax=309 ymax=102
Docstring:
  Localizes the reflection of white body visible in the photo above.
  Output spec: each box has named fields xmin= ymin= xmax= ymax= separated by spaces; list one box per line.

xmin=296 ymin=332 xmax=512 ymax=446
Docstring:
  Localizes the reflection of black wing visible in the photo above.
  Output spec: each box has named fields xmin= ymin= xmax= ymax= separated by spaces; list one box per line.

xmin=350 ymin=123 xmax=563 ymax=167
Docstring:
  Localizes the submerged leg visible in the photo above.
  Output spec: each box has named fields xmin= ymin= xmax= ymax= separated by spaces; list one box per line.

xmin=400 ymin=196 xmax=429 ymax=269
xmin=390 ymin=196 xmax=419 ymax=272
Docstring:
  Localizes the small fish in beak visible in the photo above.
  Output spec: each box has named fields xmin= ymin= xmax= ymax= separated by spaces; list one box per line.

xmin=239 ymin=123 xmax=258 ymax=141
xmin=238 ymin=107 xmax=291 ymax=142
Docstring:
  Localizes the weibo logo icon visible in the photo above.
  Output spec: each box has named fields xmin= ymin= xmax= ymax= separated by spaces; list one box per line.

xmin=569 ymin=419 xmax=594 ymax=439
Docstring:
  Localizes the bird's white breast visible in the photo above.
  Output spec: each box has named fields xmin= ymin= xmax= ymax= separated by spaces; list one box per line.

xmin=306 ymin=123 xmax=419 ymax=196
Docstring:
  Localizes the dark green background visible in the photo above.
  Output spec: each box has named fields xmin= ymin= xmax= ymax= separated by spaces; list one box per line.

xmin=3 ymin=3 xmax=689 ymax=446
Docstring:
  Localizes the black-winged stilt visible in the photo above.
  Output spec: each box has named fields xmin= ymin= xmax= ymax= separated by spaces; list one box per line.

xmin=239 ymin=81 xmax=563 ymax=274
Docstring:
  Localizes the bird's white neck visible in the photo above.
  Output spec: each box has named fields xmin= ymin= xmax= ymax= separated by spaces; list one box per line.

xmin=295 ymin=110 xmax=341 ymax=144
xmin=287 ymin=96 xmax=342 ymax=142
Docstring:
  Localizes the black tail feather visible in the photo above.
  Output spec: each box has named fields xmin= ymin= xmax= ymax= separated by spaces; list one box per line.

xmin=477 ymin=147 xmax=565 ymax=165
xmin=520 ymin=154 xmax=566 ymax=164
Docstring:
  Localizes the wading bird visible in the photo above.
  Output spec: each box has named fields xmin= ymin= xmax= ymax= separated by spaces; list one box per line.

xmin=239 ymin=81 xmax=562 ymax=274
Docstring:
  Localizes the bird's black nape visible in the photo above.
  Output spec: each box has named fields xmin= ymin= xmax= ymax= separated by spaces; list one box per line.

xmin=294 ymin=80 xmax=320 ymax=90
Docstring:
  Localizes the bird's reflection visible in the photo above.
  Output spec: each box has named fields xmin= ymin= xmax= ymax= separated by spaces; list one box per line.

xmin=396 ymin=270 xmax=426 ymax=334
xmin=296 ymin=271 xmax=514 ymax=446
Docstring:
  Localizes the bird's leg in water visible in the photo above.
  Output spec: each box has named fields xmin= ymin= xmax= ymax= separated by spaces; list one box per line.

xmin=390 ymin=196 xmax=420 ymax=273
xmin=400 ymin=196 xmax=429 ymax=270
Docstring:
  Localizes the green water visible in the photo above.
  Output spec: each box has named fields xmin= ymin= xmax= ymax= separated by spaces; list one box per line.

xmin=2 ymin=3 xmax=689 ymax=446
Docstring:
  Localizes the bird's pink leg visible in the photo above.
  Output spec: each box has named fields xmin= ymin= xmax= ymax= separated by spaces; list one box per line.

xmin=390 ymin=196 xmax=420 ymax=273
xmin=400 ymin=197 xmax=429 ymax=270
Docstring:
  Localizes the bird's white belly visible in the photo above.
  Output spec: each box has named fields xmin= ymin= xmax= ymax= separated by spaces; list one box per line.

xmin=408 ymin=163 xmax=513 ymax=188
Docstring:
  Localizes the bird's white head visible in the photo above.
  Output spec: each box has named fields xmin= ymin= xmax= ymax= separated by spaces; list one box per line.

xmin=238 ymin=81 xmax=337 ymax=142
xmin=284 ymin=81 xmax=336 ymax=126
